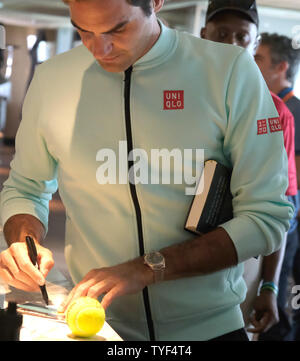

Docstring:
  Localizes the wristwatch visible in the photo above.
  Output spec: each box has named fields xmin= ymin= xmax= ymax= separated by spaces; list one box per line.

xmin=144 ymin=251 xmax=166 ymax=283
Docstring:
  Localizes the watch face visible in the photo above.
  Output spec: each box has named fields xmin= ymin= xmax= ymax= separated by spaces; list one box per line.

xmin=145 ymin=252 xmax=165 ymax=266
xmin=145 ymin=252 xmax=165 ymax=268
xmin=144 ymin=252 xmax=165 ymax=281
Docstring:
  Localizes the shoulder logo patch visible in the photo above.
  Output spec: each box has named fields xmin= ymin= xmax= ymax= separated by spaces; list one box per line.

xmin=257 ymin=117 xmax=282 ymax=135
xmin=257 ymin=119 xmax=268 ymax=135
xmin=268 ymin=117 xmax=283 ymax=133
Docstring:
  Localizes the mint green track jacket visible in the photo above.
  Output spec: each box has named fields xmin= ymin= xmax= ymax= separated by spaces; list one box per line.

xmin=0 ymin=22 xmax=293 ymax=340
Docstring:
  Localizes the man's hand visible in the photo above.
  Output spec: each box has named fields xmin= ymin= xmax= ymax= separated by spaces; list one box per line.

xmin=0 ymin=214 xmax=53 ymax=292
xmin=58 ymin=257 xmax=154 ymax=312
xmin=247 ymin=291 xmax=279 ymax=334
xmin=0 ymin=242 xmax=54 ymax=292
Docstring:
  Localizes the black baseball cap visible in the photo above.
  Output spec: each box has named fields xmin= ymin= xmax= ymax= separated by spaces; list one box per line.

xmin=205 ymin=0 xmax=259 ymax=28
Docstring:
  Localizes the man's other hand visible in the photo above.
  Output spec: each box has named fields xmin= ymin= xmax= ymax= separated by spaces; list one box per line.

xmin=58 ymin=257 xmax=154 ymax=312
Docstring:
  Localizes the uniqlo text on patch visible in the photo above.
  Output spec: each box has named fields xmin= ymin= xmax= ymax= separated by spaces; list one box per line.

xmin=268 ymin=117 xmax=283 ymax=133
xmin=164 ymin=90 xmax=184 ymax=110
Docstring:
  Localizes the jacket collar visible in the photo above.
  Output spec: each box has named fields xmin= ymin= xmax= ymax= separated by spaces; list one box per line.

xmin=133 ymin=18 xmax=178 ymax=70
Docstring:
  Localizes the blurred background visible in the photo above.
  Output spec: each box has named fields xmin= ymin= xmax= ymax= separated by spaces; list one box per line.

xmin=0 ymin=0 xmax=300 ymax=277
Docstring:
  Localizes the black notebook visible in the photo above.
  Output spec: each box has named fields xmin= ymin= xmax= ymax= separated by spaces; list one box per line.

xmin=185 ymin=160 xmax=233 ymax=235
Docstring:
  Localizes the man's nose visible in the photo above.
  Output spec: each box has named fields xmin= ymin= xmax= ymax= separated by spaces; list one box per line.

xmin=92 ymin=34 xmax=113 ymax=59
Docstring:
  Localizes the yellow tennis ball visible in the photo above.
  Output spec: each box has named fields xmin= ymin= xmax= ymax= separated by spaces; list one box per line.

xmin=66 ymin=297 xmax=105 ymax=338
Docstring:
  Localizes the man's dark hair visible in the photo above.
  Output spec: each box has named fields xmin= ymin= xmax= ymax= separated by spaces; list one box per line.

xmin=128 ymin=0 xmax=152 ymax=17
xmin=63 ymin=0 xmax=153 ymax=17
xmin=260 ymin=32 xmax=300 ymax=84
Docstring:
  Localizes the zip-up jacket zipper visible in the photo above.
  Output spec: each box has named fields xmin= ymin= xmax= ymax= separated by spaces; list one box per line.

xmin=124 ymin=66 xmax=156 ymax=341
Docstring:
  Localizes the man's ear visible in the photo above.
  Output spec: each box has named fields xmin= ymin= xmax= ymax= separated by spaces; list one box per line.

xmin=200 ymin=27 xmax=206 ymax=39
xmin=152 ymin=0 xmax=164 ymax=13
xmin=277 ymin=61 xmax=290 ymax=75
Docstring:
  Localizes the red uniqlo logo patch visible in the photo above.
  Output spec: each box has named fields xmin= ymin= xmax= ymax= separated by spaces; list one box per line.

xmin=164 ymin=90 xmax=184 ymax=110
xmin=268 ymin=117 xmax=283 ymax=133
xmin=257 ymin=119 xmax=268 ymax=135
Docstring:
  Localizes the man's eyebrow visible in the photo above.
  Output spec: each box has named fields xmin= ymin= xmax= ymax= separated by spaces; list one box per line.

xmin=71 ymin=19 xmax=88 ymax=32
xmin=70 ymin=19 xmax=129 ymax=34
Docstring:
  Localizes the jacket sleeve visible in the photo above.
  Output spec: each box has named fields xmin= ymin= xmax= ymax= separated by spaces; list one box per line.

xmin=220 ymin=49 xmax=294 ymax=262
xmin=0 ymin=67 xmax=58 ymax=234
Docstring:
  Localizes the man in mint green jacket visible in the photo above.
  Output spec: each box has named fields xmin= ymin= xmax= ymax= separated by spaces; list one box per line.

xmin=0 ymin=0 xmax=294 ymax=340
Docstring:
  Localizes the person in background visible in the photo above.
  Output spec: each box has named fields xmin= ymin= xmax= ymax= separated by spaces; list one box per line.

xmin=201 ymin=0 xmax=298 ymax=338
xmin=255 ymin=32 xmax=300 ymax=340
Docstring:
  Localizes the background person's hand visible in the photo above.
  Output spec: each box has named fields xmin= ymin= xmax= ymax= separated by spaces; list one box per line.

xmin=247 ymin=291 xmax=279 ymax=334
xmin=58 ymin=257 xmax=154 ymax=312
xmin=0 ymin=241 xmax=54 ymax=292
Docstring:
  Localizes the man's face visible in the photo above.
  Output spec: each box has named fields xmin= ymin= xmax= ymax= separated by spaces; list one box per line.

xmin=69 ymin=0 xmax=160 ymax=72
xmin=201 ymin=11 xmax=258 ymax=55
xmin=254 ymin=44 xmax=278 ymax=88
